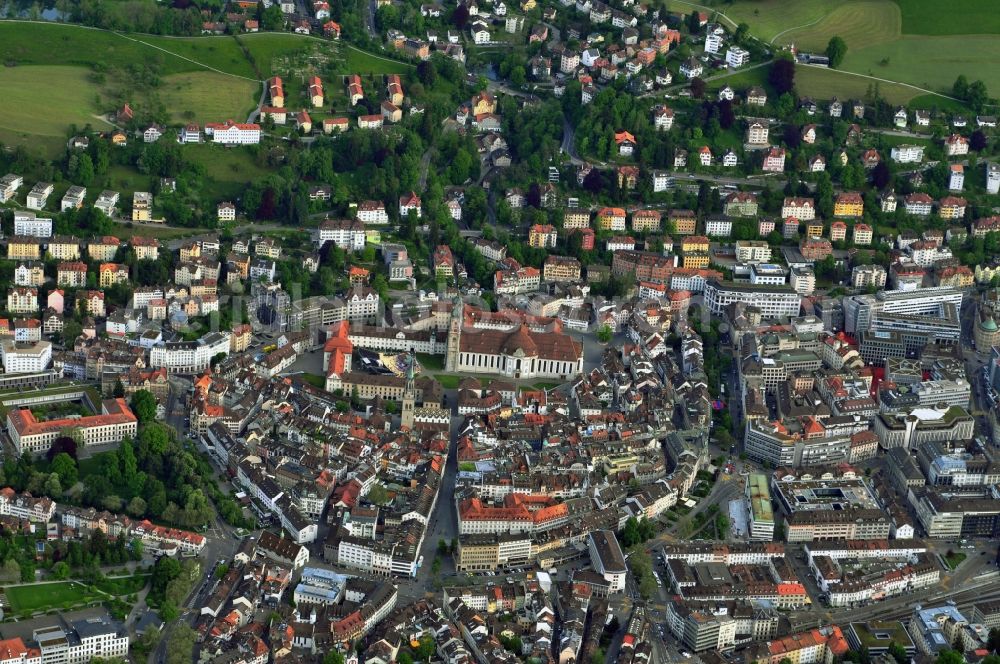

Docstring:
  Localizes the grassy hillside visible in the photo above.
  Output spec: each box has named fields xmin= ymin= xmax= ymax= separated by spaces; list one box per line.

xmin=0 ymin=65 xmax=112 ymax=150
xmin=715 ymin=0 xmax=1000 ymax=97
xmin=777 ymin=1 xmax=900 ymax=51
xmin=719 ymin=0 xmax=853 ymax=44
xmin=842 ymin=34 xmax=1000 ymax=99
xmin=153 ymin=72 xmax=260 ymax=124
xmin=0 ymin=22 xmax=215 ymax=74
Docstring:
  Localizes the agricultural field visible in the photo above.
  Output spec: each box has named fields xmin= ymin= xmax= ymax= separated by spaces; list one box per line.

xmin=713 ymin=0 xmax=855 ymax=43
xmin=896 ymin=0 xmax=1000 ymax=35
xmin=777 ymin=1 xmax=900 ymax=52
xmin=0 ymin=65 xmax=111 ymax=151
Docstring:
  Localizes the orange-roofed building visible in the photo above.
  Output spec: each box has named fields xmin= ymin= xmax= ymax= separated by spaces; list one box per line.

xmin=7 ymin=398 xmax=137 ymax=456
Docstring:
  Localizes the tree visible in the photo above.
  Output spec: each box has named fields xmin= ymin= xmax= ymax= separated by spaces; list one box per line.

xmin=51 ymin=453 xmax=78 ymax=488
xmin=127 ymin=496 xmax=148 ymax=517
xmin=47 ymin=436 xmax=78 ymax=462
xmin=367 ymin=483 xmax=391 ymax=506
xmin=259 ymin=2 xmax=283 ymax=30
xmin=414 ymin=634 xmax=435 ymax=661
xmin=871 ymin=160 xmax=892 ymax=189
xmin=967 ymin=80 xmax=989 ymax=112
xmin=131 ymin=390 xmax=157 ymax=424
xmin=51 ymin=561 xmax=71 ymax=579
xmin=734 ymin=22 xmax=749 ymax=44
xmin=768 ymin=56 xmax=795 ymax=95
xmin=112 ymin=379 xmax=125 ymax=398
xmin=953 ymin=75 xmax=969 ymax=100
xmin=597 ymin=324 xmax=613 ymax=343
xmin=935 ymin=650 xmax=964 ymax=664
xmin=322 ymin=653 xmax=345 ymax=664
xmin=690 ymin=77 xmax=706 ymax=98
xmin=826 ymin=36 xmax=847 ymax=68
xmin=0 ymin=558 xmax=20 ymax=583
xmin=499 ymin=635 xmax=523 ymax=654
xmin=971 ymin=130 xmax=988 ymax=152
xmin=888 ymin=642 xmax=910 ymax=664
xmin=165 ymin=624 xmax=197 ymax=664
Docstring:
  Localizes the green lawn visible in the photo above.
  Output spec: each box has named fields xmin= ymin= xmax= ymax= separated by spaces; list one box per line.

xmin=103 ymin=165 xmax=154 ymax=201
xmin=118 ymin=223 xmax=197 ymax=241
xmin=299 ymin=373 xmax=326 ymax=389
xmin=183 ymin=143 xmax=272 ymax=185
xmin=95 ymin=574 xmax=150 ymax=596
xmin=794 ymin=65 xmax=919 ymax=105
xmin=417 ymin=353 xmax=445 ymax=371
xmin=897 ymin=0 xmax=1000 ymax=35
xmin=434 ymin=374 xmax=461 ymax=389
xmin=0 ymin=65 xmax=110 ymax=138
xmin=906 ymin=94 xmax=970 ymax=113
xmin=4 ymin=582 xmax=103 ymax=613
xmin=944 ymin=551 xmax=966 ymax=570
xmin=154 ymin=72 xmax=260 ymax=124
xmin=340 ymin=44 xmax=414 ymax=75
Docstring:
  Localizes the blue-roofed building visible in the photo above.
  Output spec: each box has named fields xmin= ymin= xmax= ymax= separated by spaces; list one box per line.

xmin=909 ymin=603 xmax=972 ymax=655
xmin=293 ymin=567 xmax=348 ymax=606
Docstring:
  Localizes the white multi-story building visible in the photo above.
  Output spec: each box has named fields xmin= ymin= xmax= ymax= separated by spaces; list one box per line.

xmin=217 ymin=202 xmax=236 ymax=221
xmin=588 ymin=530 xmax=627 ymax=593
xmin=26 ymin=182 xmax=53 ymax=210
xmin=726 ymin=46 xmax=750 ymax=68
xmin=735 ymin=241 xmax=771 ymax=263
xmin=7 ymin=398 xmax=138 ymax=456
xmin=949 ymin=164 xmax=965 ymax=192
xmin=149 ymin=332 xmax=231 ymax=373
xmin=0 ymin=340 xmax=51 ymax=374
xmin=356 ymin=200 xmax=389 ymax=224
xmin=0 ymin=174 xmax=23 ymax=203
xmin=29 ymin=618 xmax=129 ymax=664
xmin=94 ymin=190 xmax=120 ymax=218
xmin=204 ymin=121 xmax=261 ymax=144
xmin=890 ymin=144 xmax=924 ymax=163
xmin=317 ymin=219 xmax=366 ymax=251
xmin=852 ymin=265 xmax=887 ymax=289
xmin=652 ymin=171 xmax=670 ymax=192
xmin=749 ymin=263 xmax=788 ymax=286
xmin=781 ymin=197 xmax=815 ymax=221
xmin=704 ymin=279 xmax=801 ymax=318
xmin=13 ymin=211 xmax=53 ymax=238
xmin=60 ymin=186 xmax=86 ymax=212
xmin=705 ymin=217 xmax=732 ymax=237
xmin=746 ymin=121 xmax=769 ymax=145
xmin=987 ymin=163 xmax=1000 ymax=195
